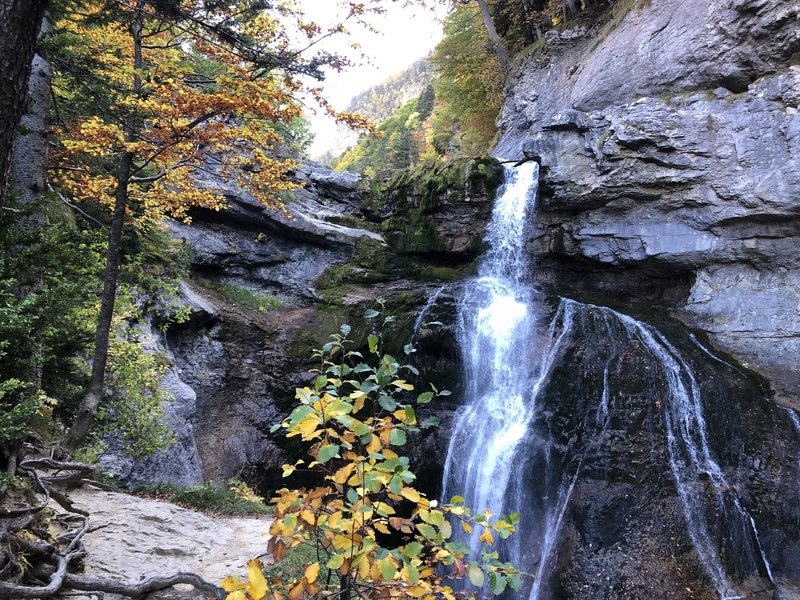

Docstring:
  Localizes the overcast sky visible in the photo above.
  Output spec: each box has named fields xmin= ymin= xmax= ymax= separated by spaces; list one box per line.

xmin=294 ymin=1 xmax=447 ymax=158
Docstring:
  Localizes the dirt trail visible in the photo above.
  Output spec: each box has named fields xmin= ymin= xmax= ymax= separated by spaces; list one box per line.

xmin=60 ymin=486 xmax=272 ymax=597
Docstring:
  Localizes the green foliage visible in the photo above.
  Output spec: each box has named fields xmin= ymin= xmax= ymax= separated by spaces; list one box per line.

xmin=359 ymin=155 xmax=501 ymax=258
xmin=200 ymin=278 xmax=283 ymax=312
xmin=336 ymin=97 xmax=424 ymax=176
xmin=334 ymin=4 xmax=504 ymax=175
xmin=429 ymin=3 xmax=504 ymax=157
xmin=0 ymin=380 xmax=39 ymax=449
xmin=0 ymin=200 xmax=193 ymax=462
xmin=99 ymin=322 xmax=176 ymax=460
xmin=0 ymin=208 xmax=106 ymax=460
xmin=316 ymin=237 xmax=396 ymax=297
xmin=133 ymin=480 xmax=272 ymax=516
xmin=230 ymin=310 xmax=522 ymax=599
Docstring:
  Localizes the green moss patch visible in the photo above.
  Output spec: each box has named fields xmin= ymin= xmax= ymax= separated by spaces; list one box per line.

xmin=200 ymin=278 xmax=283 ymax=312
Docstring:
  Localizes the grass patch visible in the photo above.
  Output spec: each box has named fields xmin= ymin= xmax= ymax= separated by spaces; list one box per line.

xmin=265 ymin=542 xmax=332 ymax=586
xmin=133 ymin=480 xmax=273 ymax=516
xmin=200 ymin=278 xmax=282 ymax=312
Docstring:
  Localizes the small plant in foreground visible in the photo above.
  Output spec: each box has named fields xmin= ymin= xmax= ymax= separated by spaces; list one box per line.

xmin=222 ymin=308 xmax=522 ymax=599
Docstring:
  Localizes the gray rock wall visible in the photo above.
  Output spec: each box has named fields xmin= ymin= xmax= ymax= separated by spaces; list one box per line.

xmin=496 ymin=0 xmax=800 ymax=401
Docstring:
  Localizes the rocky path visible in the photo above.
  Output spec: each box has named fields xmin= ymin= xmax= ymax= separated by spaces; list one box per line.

xmin=60 ymin=486 xmax=272 ymax=598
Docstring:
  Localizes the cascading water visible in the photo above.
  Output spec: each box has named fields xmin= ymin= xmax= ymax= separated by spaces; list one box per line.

xmin=440 ymin=162 xmax=777 ymax=599
xmin=441 ymin=162 xmax=579 ymax=598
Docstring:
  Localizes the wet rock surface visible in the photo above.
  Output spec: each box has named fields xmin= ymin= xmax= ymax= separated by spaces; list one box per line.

xmin=517 ymin=300 xmax=800 ymax=599
xmin=494 ymin=0 xmax=800 ymax=401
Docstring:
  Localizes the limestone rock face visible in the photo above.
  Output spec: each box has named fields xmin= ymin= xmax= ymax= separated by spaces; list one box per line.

xmin=494 ymin=0 xmax=800 ymax=400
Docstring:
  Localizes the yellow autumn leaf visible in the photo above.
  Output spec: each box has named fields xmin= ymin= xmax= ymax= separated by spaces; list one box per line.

xmin=358 ymin=555 xmax=370 ymax=578
xmin=333 ymin=463 xmax=357 ymax=484
xmin=246 ymin=559 xmax=268 ymax=600
xmin=400 ymin=487 xmax=422 ymax=503
xmin=305 ymin=562 xmax=320 ymax=583
xmin=288 ymin=580 xmax=305 ymax=600
xmin=366 ymin=434 xmax=381 ymax=454
xmin=220 ymin=575 xmax=246 ymax=592
xmin=391 ymin=379 xmax=414 ymax=391
xmin=479 ymin=527 xmax=494 ymax=546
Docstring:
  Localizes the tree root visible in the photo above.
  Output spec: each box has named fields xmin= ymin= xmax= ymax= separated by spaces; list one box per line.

xmin=64 ymin=572 xmax=225 ymax=598
xmin=0 ymin=550 xmax=83 ymax=599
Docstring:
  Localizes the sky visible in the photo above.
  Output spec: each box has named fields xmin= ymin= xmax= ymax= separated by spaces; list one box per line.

xmin=293 ymin=1 xmax=447 ymax=159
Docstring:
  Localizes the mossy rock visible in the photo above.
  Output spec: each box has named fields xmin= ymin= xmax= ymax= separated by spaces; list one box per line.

xmin=316 ymin=237 xmax=398 ymax=294
xmin=363 ymin=155 xmax=501 ymax=222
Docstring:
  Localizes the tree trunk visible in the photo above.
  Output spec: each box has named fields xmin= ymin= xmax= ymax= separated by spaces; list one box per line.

xmin=8 ymin=43 xmax=52 ymax=390
xmin=0 ymin=0 xmax=48 ymax=209
xmin=9 ymin=53 xmax=51 ymax=226
xmin=64 ymin=152 xmax=131 ymax=448
xmin=65 ymin=4 xmax=144 ymax=449
xmin=475 ymin=0 xmax=511 ymax=74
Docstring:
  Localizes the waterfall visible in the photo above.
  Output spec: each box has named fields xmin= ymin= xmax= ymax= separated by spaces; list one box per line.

xmin=440 ymin=162 xmax=774 ymax=599
xmin=441 ymin=162 xmax=579 ymax=598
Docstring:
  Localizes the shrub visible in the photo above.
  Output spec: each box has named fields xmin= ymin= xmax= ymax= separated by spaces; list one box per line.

xmin=222 ymin=309 xmax=521 ymax=599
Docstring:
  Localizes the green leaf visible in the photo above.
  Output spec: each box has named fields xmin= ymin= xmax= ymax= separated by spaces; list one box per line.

xmin=346 ymin=488 xmax=359 ymax=505
xmin=318 ymin=443 xmax=340 ymax=464
xmin=450 ymin=495 xmax=465 ymax=504
xmin=340 ymin=324 xmax=351 ymax=336
xmin=403 ymin=541 xmax=423 ymax=558
xmin=416 ymin=523 xmax=437 ymax=539
xmin=360 ymin=381 xmax=380 ymax=393
xmin=368 ymin=334 xmax=379 ymax=353
xmin=378 ymin=395 xmax=397 ymax=411
xmin=327 ymin=554 xmax=345 ymax=569
xmin=490 ymin=572 xmax=507 ymax=594
xmin=389 ymin=474 xmax=402 ymax=495
xmin=468 ymin=566 xmax=485 ymax=588
xmin=439 ymin=520 xmax=452 ymax=539
xmin=403 ymin=343 xmax=415 ymax=355
xmin=379 ymin=558 xmax=396 ymax=581
xmin=314 ymin=375 xmax=327 ymax=390
xmin=351 ymin=420 xmax=371 ymax=437
xmin=325 ymin=398 xmax=352 ymax=418
xmin=363 ymin=308 xmax=380 ymax=319
xmin=416 ymin=391 xmax=434 ymax=404
xmin=420 ymin=416 xmax=440 ymax=428
xmin=389 ymin=428 xmax=407 ymax=446
xmin=404 ymin=405 xmax=415 ymax=424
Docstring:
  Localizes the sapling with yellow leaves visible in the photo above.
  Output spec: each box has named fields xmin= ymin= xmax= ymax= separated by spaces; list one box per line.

xmin=223 ymin=308 xmax=522 ymax=600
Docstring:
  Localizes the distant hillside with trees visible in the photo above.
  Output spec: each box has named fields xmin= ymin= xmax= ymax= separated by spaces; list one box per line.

xmin=335 ymin=3 xmax=504 ymax=176
xmin=346 ymin=59 xmax=433 ymax=124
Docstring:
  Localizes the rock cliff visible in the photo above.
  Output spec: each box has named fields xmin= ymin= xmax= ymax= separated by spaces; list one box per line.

xmin=494 ymin=0 xmax=800 ymax=402
xmin=100 ymin=159 xmax=494 ymax=488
